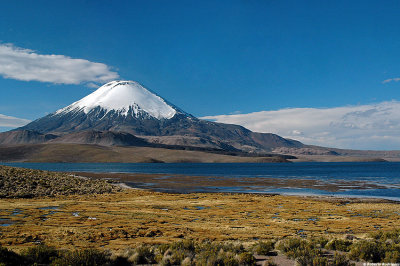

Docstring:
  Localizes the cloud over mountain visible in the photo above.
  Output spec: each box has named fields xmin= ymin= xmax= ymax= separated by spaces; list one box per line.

xmin=0 ymin=44 xmax=119 ymax=84
xmin=202 ymin=101 xmax=400 ymax=150
xmin=0 ymin=114 xmax=30 ymax=128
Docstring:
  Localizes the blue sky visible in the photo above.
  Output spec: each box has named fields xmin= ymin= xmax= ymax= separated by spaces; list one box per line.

xmin=1 ymin=0 xmax=400 ymax=149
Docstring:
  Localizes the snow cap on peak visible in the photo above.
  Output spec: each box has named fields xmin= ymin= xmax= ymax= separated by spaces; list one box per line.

xmin=57 ymin=80 xmax=177 ymax=119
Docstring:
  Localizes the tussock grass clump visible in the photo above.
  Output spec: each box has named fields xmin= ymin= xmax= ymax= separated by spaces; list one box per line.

xmin=0 ymin=246 xmax=26 ymax=266
xmin=22 ymin=244 xmax=58 ymax=265
xmin=276 ymin=230 xmax=400 ymax=264
xmin=325 ymin=239 xmax=353 ymax=252
xmin=110 ymin=240 xmax=251 ymax=266
xmin=309 ymin=236 xmax=329 ymax=249
xmin=51 ymin=249 xmax=113 ymax=266
xmin=348 ymin=229 xmax=400 ymax=263
xmin=3 ymin=233 xmax=400 ymax=265
xmin=127 ymin=245 xmax=156 ymax=265
xmin=0 ymin=165 xmax=121 ymax=198
xmin=0 ymin=245 xmax=118 ymax=266
xmin=276 ymin=237 xmax=353 ymax=266
xmin=251 ymin=240 xmax=275 ymax=255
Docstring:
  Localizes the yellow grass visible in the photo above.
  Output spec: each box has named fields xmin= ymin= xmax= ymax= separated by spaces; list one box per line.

xmin=1 ymin=190 xmax=399 ymax=252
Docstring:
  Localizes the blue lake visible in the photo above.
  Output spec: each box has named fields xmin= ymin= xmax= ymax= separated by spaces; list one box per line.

xmin=3 ymin=162 xmax=400 ymax=201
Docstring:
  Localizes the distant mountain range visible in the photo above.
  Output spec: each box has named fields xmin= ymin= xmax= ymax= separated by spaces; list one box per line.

xmin=1 ymin=81 xmax=303 ymax=152
xmin=0 ymin=80 xmax=396 ymax=162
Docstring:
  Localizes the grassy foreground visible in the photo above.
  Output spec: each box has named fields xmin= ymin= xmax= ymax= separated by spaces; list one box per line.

xmin=3 ymin=231 xmax=400 ymax=265
xmin=1 ymin=166 xmax=400 ymax=264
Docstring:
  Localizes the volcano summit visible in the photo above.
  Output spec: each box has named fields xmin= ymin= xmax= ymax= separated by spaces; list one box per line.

xmin=56 ymin=81 xmax=178 ymax=119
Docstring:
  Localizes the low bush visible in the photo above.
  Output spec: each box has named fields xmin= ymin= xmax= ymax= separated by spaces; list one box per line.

xmin=129 ymin=245 xmax=155 ymax=264
xmin=370 ymin=229 xmax=400 ymax=244
xmin=0 ymin=246 xmax=26 ymax=266
xmin=237 ymin=252 xmax=256 ymax=265
xmin=160 ymin=249 xmax=186 ymax=265
xmin=309 ymin=236 xmax=329 ymax=249
xmin=326 ymin=239 xmax=353 ymax=252
xmin=51 ymin=249 xmax=112 ymax=266
xmin=383 ymin=250 xmax=400 ymax=263
xmin=348 ymin=240 xmax=385 ymax=262
xmin=3 ymin=233 xmax=400 ymax=265
xmin=332 ymin=252 xmax=352 ymax=266
xmin=22 ymin=244 xmax=58 ymax=265
xmin=277 ymin=237 xmax=323 ymax=259
xmin=251 ymin=240 xmax=275 ymax=255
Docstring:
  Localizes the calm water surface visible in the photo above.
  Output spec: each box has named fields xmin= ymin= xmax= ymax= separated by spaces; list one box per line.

xmin=3 ymin=162 xmax=400 ymax=200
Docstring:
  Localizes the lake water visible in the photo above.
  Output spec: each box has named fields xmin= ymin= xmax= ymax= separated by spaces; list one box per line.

xmin=3 ymin=162 xmax=400 ymax=201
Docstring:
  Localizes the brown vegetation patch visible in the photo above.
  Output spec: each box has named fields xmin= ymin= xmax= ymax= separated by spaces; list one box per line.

xmin=1 ymin=189 xmax=399 ymax=252
xmin=0 ymin=165 xmax=121 ymax=198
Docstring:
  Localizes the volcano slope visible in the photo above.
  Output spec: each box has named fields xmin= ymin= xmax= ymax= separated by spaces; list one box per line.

xmin=5 ymin=81 xmax=302 ymax=151
xmin=0 ymin=80 xmax=306 ymax=162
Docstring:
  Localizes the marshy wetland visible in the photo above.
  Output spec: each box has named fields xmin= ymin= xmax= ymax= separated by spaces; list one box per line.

xmin=1 ymin=165 xmax=400 ymax=264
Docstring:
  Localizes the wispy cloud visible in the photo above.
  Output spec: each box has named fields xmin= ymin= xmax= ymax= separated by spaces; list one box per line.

xmin=0 ymin=44 xmax=119 ymax=85
xmin=0 ymin=114 xmax=30 ymax=128
xmin=382 ymin=78 xmax=400 ymax=84
xmin=202 ymin=101 xmax=400 ymax=150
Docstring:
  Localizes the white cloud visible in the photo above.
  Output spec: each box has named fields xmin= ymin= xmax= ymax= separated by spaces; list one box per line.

xmin=0 ymin=44 xmax=119 ymax=84
xmin=201 ymin=101 xmax=400 ymax=150
xmin=86 ymin=82 xmax=100 ymax=89
xmin=382 ymin=78 xmax=400 ymax=84
xmin=0 ymin=114 xmax=30 ymax=128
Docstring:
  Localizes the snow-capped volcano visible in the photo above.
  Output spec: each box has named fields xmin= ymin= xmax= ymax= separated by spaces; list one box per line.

xmin=56 ymin=80 xmax=177 ymax=119
xmin=17 ymin=80 xmax=191 ymax=135
xmin=15 ymin=80 xmax=304 ymax=152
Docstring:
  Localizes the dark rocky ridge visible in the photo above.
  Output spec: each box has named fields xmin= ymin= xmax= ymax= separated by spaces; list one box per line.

xmin=0 ymin=130 xmax=58 ymax=145
xmin=14 ymin=110 xmax=303 ymax=152
xmin=48 ymin=130 xmax=149 ymax=147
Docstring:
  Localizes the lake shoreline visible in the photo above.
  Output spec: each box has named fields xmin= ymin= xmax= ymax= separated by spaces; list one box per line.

xmin=2 ymin=162 xmax=400 ymax=201
xmin=74 ymin=171 xmax=400 ymax=203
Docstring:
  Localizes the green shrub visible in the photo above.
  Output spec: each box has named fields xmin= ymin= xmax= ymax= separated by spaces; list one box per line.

xmin=251 ymin=241 xmax=274 ymax=255
xmin=22 ymin=244 xmax=58 ymax=264
xmin=171 ymin=239 xmax=196 ymax=253
xmin=181 ymin=257 xmax=194 ymax=266
xmin=160 ymin=249 xmax=185 ymax=266
xmin=0 ymin=246 xmax=26 ymax=266
xmin=326 ymin=239 xmax=353 ymax=252
xmin=311 ymin=256 xmax=329 ymax=266
xmin=370 ymin=229 xmax=400 ymax=244
xmin=309 ymin=237 xmax=329 ymax=249
xmin=296 ymin=255 xmax=328 ymax=266
xmin=276 ymin=237 xmax=305 ymax=254
xmin=51 ymin=249 xmax=111 ymax=266
xmin=332 ymin=252 xmax=352 ymax=266
xmin=276 ymin=237 xmax=325 ymax=264
xmin=220 ymin=252 xmax=239 ymax=266
xmin=221 ymin=243 xmax=245 ymax=254
xmin=194 ymin=248 xmax=240 ymax=266
xmin=237 ymin=252 xmax=256 ymax=265
xmin=349 ymin=240 xmax=385 ymax=262
xmin=130 ymin=245 xmax=155 ymax=264
xmin=383 ymin=250 xmax=400 ymax=263
xmin=277 ymin=238 xmax=321 ymax=259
